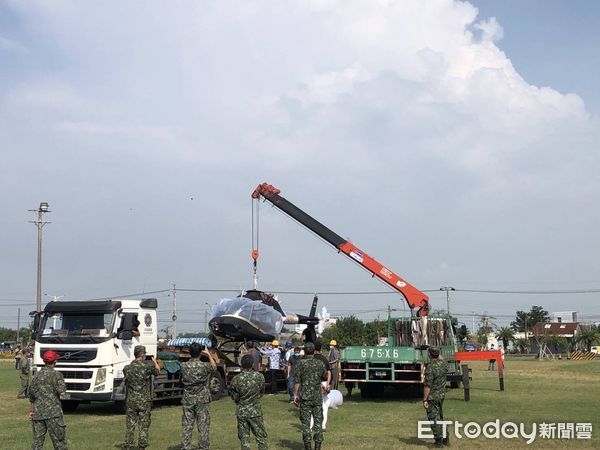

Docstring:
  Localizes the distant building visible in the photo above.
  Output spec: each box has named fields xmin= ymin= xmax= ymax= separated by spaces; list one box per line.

xmin=552 ymin=311 xmax=578 ymax=323
xmin=530 ymin=322 xmax=581 ymax=354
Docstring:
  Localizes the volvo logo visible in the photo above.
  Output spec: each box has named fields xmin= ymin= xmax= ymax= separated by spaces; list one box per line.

xmin=63 ymin=352 xmax=71 ymax=360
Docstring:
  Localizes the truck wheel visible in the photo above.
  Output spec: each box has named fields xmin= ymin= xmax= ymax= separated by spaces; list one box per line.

xmin=61 ymin=400 xmax=79 ymax=412
xmin=113 ymin=400 xmax=127 ymax=414
xmin=210 ymin=371 xmax=225 ymax=401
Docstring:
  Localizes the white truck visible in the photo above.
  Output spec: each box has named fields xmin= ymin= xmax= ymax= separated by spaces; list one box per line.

xmin=31 ymin=298 xmax=187 ymax=411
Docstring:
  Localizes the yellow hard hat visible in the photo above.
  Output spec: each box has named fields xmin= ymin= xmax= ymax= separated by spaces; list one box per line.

xmin=272 ymin=340 xmax=279 ymax=346
xmin=330 ymin=340 xmax=337 ymax=346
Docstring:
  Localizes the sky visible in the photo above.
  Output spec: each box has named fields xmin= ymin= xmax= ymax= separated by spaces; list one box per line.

xmin=1 ymin=0 xmax=599 ymax=334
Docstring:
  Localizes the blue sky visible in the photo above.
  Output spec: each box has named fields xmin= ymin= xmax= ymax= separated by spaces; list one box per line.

xmin=471 ymin=0 xmax=600 ymax=114
xmin=0 ymin=1 xmax=598 ymax=333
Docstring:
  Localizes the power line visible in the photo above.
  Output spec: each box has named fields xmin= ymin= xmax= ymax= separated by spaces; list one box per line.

xmin=454 ymin=288 xmax=600 ymax=294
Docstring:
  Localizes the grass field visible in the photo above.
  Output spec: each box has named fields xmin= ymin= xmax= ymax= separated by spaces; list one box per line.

xmin=1 ymin=359 xmax=598 ymax=449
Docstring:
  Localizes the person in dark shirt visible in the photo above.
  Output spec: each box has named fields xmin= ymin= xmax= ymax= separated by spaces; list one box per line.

xmin=313 ymin=341 xmax=331 ymax=390
xmin=286 ymin=347 xmax=301 ymax=403
xmin=245 ymin=341 xmax=262 ymax=371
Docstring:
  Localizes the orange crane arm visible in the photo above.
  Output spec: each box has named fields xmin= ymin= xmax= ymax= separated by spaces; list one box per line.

xmin=252 ymin=182 xmax=430 ymax=316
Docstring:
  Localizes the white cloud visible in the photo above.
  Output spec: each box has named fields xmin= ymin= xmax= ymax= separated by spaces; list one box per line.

xmin=474 ymin=17 xmax=504 ymax=42
xmin=0 ymin=1 xmax=598 ymax=324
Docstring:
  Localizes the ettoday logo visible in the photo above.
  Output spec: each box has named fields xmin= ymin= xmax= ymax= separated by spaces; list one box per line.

xmin=417 ymin=420 xmax=593 ymax=444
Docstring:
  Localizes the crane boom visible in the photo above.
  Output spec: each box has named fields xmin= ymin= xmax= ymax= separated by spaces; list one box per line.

xmin=252 ymin=182 xmax=430 ymax=316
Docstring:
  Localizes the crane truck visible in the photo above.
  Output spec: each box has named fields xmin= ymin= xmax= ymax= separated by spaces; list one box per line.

xmin=252 ymin=182 xmax=463 ymax=397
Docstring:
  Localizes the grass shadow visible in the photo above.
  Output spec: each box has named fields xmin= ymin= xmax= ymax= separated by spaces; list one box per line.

xmin=398 ymin=437 xmax=429 ymax=447
xmin=277 ymin=438 xmax=306 ymax=449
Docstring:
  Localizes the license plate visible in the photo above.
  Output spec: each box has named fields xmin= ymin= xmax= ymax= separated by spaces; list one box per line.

xmin=374 ymin=371 xmax=387 ymax=377
xmin=61 ymin=393 xmax=71 ymax=400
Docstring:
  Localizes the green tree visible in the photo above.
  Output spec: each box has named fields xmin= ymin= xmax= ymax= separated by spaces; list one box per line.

xmin=575 ymin=325 xmax=599 ymax=352
xmin=511 ymin=306 xmax=550 ymax=332
xmin=320 ymin=324 xmax=337 ymax=345
xmin=476 ymin=314 xmax=495 ymax=349
xmin=495 ymin=327 xmax=515 ymax=350
xmin=513 ymin=337 xmax=529 ymax=354
xmin=322 ymin=316 xmax=365 ymax=346
xmin=0 ymin=327 xmax=32 ymax=345
xmin=364 ymin=320 xmax=388 ymax=345
xmin=546 ymin=334 xmax=569 ymax=353
xmin=455 ymin=323 xmax=469 ymax=345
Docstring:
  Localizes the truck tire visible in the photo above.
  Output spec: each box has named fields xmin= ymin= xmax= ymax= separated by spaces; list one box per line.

xmin=61 ymin=400 xmax=79 ymax=412
xmin=210 ymin=370 xmax=225 ymax=401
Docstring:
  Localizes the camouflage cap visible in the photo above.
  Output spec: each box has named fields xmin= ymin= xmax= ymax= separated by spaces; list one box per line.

xmin=304 ymin=342 xmax=315 ymax=353
xmin=428 ymin=346 xmax=440 ymax=358
xmin=134 ymin=345 xmax=146 ymax=357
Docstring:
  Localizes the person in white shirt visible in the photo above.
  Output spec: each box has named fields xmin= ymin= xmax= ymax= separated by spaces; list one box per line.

xmin=260 ymin=340 xmax=282 ymax=394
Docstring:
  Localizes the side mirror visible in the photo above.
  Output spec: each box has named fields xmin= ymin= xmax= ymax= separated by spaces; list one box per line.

xmin=117 ymin=313 xmax=134 ymax=340
xmin=30 ymin=313 xmax=41 ymax=339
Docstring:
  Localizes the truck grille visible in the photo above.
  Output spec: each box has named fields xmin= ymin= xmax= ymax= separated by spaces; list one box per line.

xmin=40 ymin=348 xmax=98 ymax=363
xmin=65 ymin=382 xmax=91 ymax=391
xmin=58 ymin=370 xmax=93 ymax=379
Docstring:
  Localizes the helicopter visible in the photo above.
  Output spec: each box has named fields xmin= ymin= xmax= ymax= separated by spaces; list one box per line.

xmin=208 ymin=289 xmax=321 ymax=344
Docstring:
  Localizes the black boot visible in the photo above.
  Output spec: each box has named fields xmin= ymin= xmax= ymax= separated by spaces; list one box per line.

xmin=304 ymin=441 xmax=312 ymax=450
xmin=443 ymin=434 xmax=450 ymax=446
xmin=315 ymin=442 xmax=322 ymax=450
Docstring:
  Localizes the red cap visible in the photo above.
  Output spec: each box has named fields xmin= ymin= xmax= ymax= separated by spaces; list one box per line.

xmin=42 ymin=350 xmax=60 ymax=363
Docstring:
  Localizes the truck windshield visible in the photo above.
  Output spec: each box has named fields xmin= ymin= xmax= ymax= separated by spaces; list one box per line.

xmin=38 ymin=312 xmax=115 ymax=343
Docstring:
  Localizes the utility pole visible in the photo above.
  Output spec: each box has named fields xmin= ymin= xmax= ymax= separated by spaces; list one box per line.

xmin=16 ymin=308 xmax=20 ymax=345
xmin=440 ymin=286 xmax=455 ymax=315
xmin=29 ymin=202 xmax=51 ymax=313
xmin=171 ymin=283 xmax=177 ymax=339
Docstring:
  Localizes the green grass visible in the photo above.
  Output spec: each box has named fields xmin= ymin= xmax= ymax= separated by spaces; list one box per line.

xmin=1 ymin=359 xmax=598 ymax=449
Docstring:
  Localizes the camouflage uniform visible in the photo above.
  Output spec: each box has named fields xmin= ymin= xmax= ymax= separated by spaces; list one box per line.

xmin=424 ymin=358 xmax=449 ymax=444
xmin=29 ymin=366 xmax=68 ymax=450
xmin=295 ymin=355 xmax=327 ymax=449
xmin=230 ymin=369 xmax=268 ymax=450
xmin=18 ymin=356 xmax=31 ymax=398
xmin=180 ymin=357 xmax=215 ymax=450
xmin=123 ymin=360 xmax=159 ymax=449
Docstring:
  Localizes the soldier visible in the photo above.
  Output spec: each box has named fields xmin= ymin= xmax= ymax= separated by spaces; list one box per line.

xmin=423 ymin=347 xmax=449 ymax=447
xmin=28 ymin=350 xmax=67 ymax=450
xmin=294 ymin=342 xmax=327 ymax=450
xmin=18 ymin=348 xmax=31 ymax=399
xmin=15 ymin=344 xmax=22 ymax=370
xmin=180 ymin=342 xmax=217 ymax=450
xmin=313 ymin=341 xmax=331 ymax=390
xmin=229 ymin=354 xmax=268 ymax=450
xmin=123 ymin=345 xmax=160 ymax=450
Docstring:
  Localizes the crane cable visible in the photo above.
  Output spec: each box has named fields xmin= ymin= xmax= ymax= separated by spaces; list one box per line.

xmin=251 ymin=197 xmax=260 ymax=289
